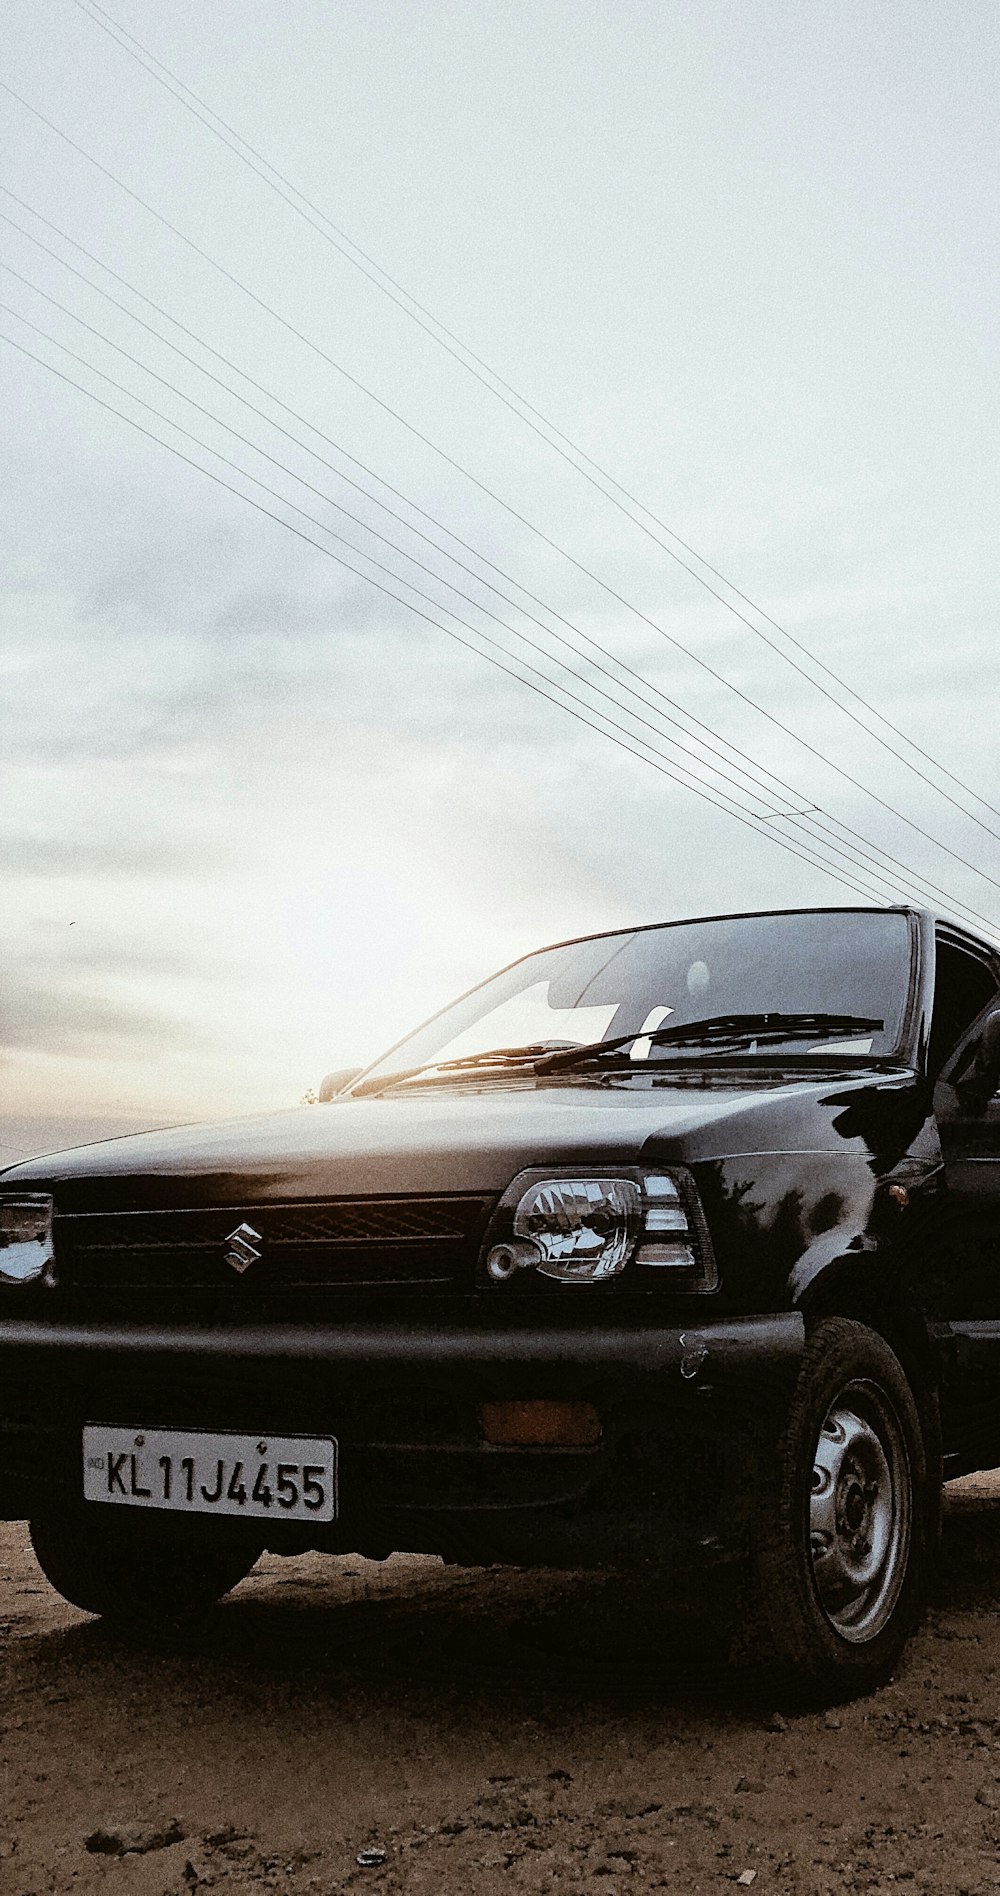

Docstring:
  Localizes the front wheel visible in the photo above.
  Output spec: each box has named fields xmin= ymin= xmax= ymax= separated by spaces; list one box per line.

xmin=30 ymin=1502 xmax=261 ymax=1627
xmin=733 ymin=1318 xmax=933 ymax=1702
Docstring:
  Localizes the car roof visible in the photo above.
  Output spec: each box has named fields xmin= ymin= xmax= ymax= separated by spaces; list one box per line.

xmin=522 ymin=903 xmax=927 ymax=961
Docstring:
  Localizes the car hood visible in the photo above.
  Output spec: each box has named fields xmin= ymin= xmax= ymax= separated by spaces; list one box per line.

xmin=0 ymin=1068 xmax=913 ymax=1213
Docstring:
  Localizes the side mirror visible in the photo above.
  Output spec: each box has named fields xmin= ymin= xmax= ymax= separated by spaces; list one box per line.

xmin=317 ymin=1066 xmax=364 ymax=1102
xmin=955 ymin=1009 xmax=1000 ymax=1110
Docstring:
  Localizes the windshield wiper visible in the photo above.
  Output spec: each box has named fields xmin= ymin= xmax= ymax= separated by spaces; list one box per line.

xmin=351 ymin=1018 xmax=884 ymax=1096
xmin=350 ymin=1041 xmax=579 ymax=1097
xmin=432 ymin=1039 xmax=580 ymax=1070
xmin=536 ymin=1013 xmax=885 ymax=1073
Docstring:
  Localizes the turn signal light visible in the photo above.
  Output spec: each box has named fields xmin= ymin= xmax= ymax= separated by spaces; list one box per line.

xmin=478 ymin=1400 xmax=602 ymax=1447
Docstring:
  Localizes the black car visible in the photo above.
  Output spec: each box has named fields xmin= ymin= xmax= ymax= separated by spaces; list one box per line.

xmin=3 ymin=904 xmax=1000 ymax=1700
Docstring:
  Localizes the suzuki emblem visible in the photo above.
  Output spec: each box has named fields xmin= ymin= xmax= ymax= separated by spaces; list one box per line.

xmin=224 ymin=1222 xmax=263 ymax=1273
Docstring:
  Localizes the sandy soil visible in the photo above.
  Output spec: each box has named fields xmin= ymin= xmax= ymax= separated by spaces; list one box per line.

xmin=4 ymin=1478 xmax=1000 ymax=1895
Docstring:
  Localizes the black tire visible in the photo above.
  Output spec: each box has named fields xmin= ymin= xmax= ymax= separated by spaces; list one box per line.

xmin=30 ymin=1502 xmax=261 ymax=1625
xmin=732 ymin=1317 xmax=933 ymax=1703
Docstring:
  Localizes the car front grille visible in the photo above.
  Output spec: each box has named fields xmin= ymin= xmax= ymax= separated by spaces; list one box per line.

xmin=53 ymin=1195 xmax=496 ymax=1295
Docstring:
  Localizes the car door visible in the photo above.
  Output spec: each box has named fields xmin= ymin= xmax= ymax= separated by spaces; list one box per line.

xmin=935 ymin=992 xmax=1000 ymax=1207
xmin=931 ymin=970 xmax=1000 ymax=1469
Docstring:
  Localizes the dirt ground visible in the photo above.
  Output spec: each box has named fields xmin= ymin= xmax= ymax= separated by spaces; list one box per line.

xmin=5 ymin=1479 xmax=1000 ymax=1896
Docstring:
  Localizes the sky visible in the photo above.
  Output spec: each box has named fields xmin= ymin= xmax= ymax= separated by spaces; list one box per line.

xmin=2 ymin=0 xmax=999 ymax=1161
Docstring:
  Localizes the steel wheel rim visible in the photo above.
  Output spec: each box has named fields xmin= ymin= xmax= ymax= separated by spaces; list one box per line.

xmin=808 ymin=1379 xmax=912 ymax=1644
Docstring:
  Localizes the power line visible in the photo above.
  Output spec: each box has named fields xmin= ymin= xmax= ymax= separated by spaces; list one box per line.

xmin=0 ymin=104 xmax=996 ymax=908
xmin=7 ymin=290 xmax=1000 ymax=940
xmin=68 ymin=0 xmax=1000 ymax=840
xmin=0 ymin=257 xmax=796 ymax=818
xmin=0 ymin=311 xmax=784 ymax=823
xmin=2 ymin=321 xmax=934 ymax=916
xmin=3 ymin=203 xmax=994 ymax=936
xmin=0 ymin=193 xmax=803 ymax=810
xmin=6 ymin=267 xmax=999 ymax=934
xmin=0 ymin=304 xmax=860 ymax=860
xmin=4 ymin=219 xmax=998 ymax=935
xmin=9 ymin=278 xmax=1000 ymax=938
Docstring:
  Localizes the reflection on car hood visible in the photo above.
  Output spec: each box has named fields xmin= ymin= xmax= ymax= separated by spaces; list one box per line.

xmin=0 ymin=1068 xmax=908 ymax=1213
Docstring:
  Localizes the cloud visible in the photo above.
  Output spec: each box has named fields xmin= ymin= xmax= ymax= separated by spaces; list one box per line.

xmin=0 ymin=832 xmax=238 ymax=878
xmin=0 ymin=977 xmax=212 ymax=1059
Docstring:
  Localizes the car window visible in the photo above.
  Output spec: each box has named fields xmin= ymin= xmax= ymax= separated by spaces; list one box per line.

xmin=929 ymin=937 xmax=1000 ymax=1076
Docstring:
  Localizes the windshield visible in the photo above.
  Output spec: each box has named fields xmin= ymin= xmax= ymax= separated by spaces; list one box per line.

xmin=355 ymin=909 xmax=913 ymax=1084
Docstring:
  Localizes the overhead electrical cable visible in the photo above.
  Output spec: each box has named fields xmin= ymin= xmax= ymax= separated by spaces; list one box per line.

xmin=1 ymin=322 xmax=919 ymax=913
xmin=2 ymin=296 xmax=903 ymax=907
xmin=0 ymin=246 xmax=799 ymax=813
xmin=12 ymin=251 xmax=970 ymax=918
xmin=0 ymin=192 xmax=811 ymax=811
xmin=6 ymin=292 xmax=997 ymax=938
xmin=5 ymin=263 xmax=996 ymax=935
xmin=9 ymin=308 xmax=974 ymax=924
xmin=9 ymin=210 xmax=986 ymax=933
xmin=67 ymin=0 xmax=1000 ymax=839
xmin=0 ymin=306 xmax=795 ymax=827
xmin=2 ymin=194 xmax=997 ymax=935
xmin=0 ymin=113 xmax=995 ymax=905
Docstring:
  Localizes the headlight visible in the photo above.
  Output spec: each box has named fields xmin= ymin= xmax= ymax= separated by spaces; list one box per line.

xmin=483 ymin=1168 xmax=716 ymax=1288
xmin=0 ymin=1194 xmax=55 ymax=1285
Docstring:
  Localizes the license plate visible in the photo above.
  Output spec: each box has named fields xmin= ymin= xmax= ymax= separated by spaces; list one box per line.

xmin=82 ymin=1426 xmax=338 ymax=1523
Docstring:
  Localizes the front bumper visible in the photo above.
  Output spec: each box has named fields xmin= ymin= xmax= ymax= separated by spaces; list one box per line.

xmin=0 ymin=1312 xmax=804 ymax=1569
